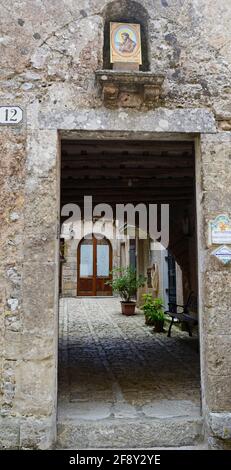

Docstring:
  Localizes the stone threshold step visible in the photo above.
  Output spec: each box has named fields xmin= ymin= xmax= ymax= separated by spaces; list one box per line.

xmin=57 ymin=417 xmax=204 ymax=449
xmin=57 ymin=445 xmax=208 ymax=450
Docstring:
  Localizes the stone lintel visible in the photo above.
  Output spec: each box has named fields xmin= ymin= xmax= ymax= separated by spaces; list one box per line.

xmin=38 ymin=108 xmax=217 ymax=135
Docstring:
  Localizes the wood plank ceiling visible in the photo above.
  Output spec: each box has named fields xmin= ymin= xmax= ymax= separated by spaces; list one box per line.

xmin=61 ymin=140 xmax=195 ymax=209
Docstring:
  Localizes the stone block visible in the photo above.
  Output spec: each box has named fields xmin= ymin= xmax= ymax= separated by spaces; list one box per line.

xmin=20 ymin=415 xmax=56 ymax=449
xmin=63 ymin=282 xmax=76 ymax=291
xmin=21 ymin=333 xmax=55 ymax=361
xmin=206 ymin=334 xmax=231 ymax=376
xmin=4 ymin=330 xmax=21 ymax=360
xmin=23 ymin=236 xmax=57 ymax=264
xmin=200 ymin=133 xmax=231 ymax=164
xmin=208 ymin=436 xmax=231 ymax=450
xmin=57 ymin=417 xmax=203 ymax=449
xmin=0 ymin=416 xmax=20 ymax=449
xmin=207 ymin=411 xmax=231 ymax=440
xmin=201 ymin=199 xmax=231 ymax=222
xmin=26 ymin=130 xmax=58 ymax=179
xmin=202 ymin=163 xmax=231 ymax=192
xmin=22 ymin=261 xmax=58 ymax=334
xmin=204 ymin=271 xmax=231 ymax=308
xmin=203 ymin=308 xmax=231 ymax=336
xmin=14 ymin=359 xmax=56 ymax=416
xmin=0 ymin=325 xmax=4 ymax=354
xmin=218 ymin=120 xmax=231 ymax=132
xmin=39 ymin=108 xmax=217 ymax=133
xmin=4 ymin=311 xmax=22 ymax=332
xmin=62 ymin=291 xmax=76 ymax=297
xmin=206 ymin=374 xmax=231 ymax=412
xmin=23 ymin=182 xmax=58 ymax=238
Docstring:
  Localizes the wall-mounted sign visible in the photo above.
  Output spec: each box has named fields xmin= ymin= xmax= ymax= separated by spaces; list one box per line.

xmin=212 ymin=245 xmax=231 ymax=265
xmin=209 ymin=214 xmax=231 ymax=245
xmin=0 ymin=106 xmax=23 ymax=125
xmin=110 ymin=22 xmax=142 ymax=65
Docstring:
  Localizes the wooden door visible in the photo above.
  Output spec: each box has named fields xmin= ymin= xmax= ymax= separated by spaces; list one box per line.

xmin=77 ymin=235 xmax=112 ymax=296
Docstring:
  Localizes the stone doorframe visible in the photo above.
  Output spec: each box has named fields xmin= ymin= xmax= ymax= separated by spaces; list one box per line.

xmin=20 ymin=107 xmax=231 ymax=449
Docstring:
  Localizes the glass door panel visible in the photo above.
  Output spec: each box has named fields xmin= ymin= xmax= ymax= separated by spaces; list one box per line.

xmin=97 ymin=245 xmax=109 ymax=277
xmin=80 ymin=243 xmax=93 ymax=277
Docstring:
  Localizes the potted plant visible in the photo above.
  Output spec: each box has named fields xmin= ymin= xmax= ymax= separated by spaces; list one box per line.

xmin=142 ymin=294 xmax=165 ymax=332
xmin=142 ymin=294 xmax=156 ymax=326
xmin=106 ymin=267 xmax=146 ymax=315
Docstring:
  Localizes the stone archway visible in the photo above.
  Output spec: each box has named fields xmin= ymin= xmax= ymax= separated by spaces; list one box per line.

xmin=57 ymin=127 xmax=201 ymax=448
xmin=4 ymin=106 xmax=230 ymax=449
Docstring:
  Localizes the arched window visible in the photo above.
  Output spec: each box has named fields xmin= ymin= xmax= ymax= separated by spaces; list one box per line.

xmin=103 ymin=0 xmax=150 ymax=71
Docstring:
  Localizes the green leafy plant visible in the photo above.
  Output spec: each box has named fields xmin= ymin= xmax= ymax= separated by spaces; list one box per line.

xmin=142 ymin=294 xmax=165 ymax=322
xmin=106 ymin=267 xmax=146 ymax=302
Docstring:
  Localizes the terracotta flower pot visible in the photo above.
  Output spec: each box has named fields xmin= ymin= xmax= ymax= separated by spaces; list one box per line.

xmin=145 ymin=316 xmax=155 ymax=326
xmin=121 ymin=301 xmax=136 ymax=315
xmin=153 ymin=320 xmax=165 ymax=332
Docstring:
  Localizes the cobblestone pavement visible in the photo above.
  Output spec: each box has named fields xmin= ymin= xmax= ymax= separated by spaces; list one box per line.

xmin=58 ymin=297 xmax=201 ymax=423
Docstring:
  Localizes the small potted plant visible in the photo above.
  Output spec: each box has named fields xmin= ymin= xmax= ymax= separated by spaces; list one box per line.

xmin=142 ymin=294 xmax=165 ymax=332
xmin=106 ymin=267 xmax=146 ymax=315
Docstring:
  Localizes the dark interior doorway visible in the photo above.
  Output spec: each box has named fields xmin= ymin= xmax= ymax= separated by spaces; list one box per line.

xmin=58 ymin=137 xmax=201 ymax=449
xmin=60 ymin=139 xmax=197 ymax=300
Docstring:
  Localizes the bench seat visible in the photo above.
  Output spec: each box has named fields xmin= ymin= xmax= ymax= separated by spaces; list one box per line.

xmin=165 ymin=292 xmax=198 ymax=338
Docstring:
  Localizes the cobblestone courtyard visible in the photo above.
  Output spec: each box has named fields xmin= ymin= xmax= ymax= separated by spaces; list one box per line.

xmin=58 ymin=298 xmax=202 ymax=448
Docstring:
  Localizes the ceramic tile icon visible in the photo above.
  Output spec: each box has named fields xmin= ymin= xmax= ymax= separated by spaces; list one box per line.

xmin=110 ymin=22 xmax=142 ymax=65
xmin=211 ymin=245 xmax=231 ymax=265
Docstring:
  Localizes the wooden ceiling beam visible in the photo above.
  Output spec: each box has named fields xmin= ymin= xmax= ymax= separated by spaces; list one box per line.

xmin=62 ymin=153 xmax=192 ymax=161
xmin=61 ymin=158 xmax=193 ymax=168
xmin=61 ymin=178 xmax=194 ymax=189
xmin=61 ymin=168 xmax=194 ymax=178
xmin=60 ymin=198 xmax=193 ymax=207
xmin=62 ymin=141 xmax=194 ymax=155
xmin=62 ymin=189 xmax=193 ymax=196
xmin=61 ymin=193 xmax=193 ymax=201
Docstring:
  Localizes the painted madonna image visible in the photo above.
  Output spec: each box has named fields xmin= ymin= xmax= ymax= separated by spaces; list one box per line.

xmin=110 ymin=22 xmax=142 ymax=65
xmin=119 ymin=32 xmax=136 ymax=53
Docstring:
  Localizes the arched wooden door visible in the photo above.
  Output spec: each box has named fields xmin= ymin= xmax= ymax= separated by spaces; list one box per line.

xmin=77 ymin=235 xmax=112 ymax=296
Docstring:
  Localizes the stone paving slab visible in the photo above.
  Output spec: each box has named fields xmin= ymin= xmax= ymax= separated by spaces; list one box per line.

xmin=58 ymin=298 xmax=202 ymax=448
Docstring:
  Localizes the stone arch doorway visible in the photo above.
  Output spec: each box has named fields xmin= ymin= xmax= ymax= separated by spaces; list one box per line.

xmin=77 ymin=234 xmax=113 ymax=296
xmin=7 ymin=103 xmax=225 ymax=449
xmin=58 ymin=135 xmax=203 ymax=449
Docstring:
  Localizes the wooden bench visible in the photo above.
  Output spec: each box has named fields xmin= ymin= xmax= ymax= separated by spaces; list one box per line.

xmin=164 ymin=292 xmax=198 ymax=338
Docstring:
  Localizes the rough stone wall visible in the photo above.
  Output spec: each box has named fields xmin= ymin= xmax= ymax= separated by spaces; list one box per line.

xmin=0 ymin=1 xmax=231 ymax=116
xmin=0 ymin=0 xmax=230 ymax=449
xmin=0 ymin=129 xmax=26 ymax=447
xmin=0 ymin=128 xmax=59 ymax=448
xmin=197 ymin=133 xmax=231 ymax=449
xmin=61 ymin=240 xmax=78 ymax=297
